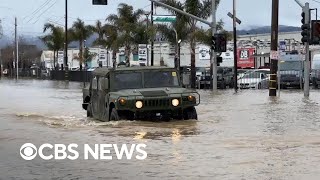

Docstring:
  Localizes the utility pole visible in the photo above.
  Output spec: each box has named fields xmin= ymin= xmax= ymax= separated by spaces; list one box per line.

xmin=269 ymin=0 xmax=279 ymax=96
xmin=64 ymin=0 xmax=69 ymax=80
xmin=151 ymin=2 xmax=154 ymax=66
xmin=210 ymin=0 xmax=217 ymax=90
xmin=303 ymin=3 xmax=310 ymax=97
xmin=233 ymin=0 xmax=238 ymax=91
xmin=15 ymin=17 xmax=18 ymax=80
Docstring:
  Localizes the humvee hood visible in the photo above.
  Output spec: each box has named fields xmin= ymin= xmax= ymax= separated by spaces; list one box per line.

xmin=111 ymin=87 xmax=194 ymax=97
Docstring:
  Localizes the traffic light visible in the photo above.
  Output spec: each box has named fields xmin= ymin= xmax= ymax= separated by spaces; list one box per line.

xmin=301 ymin=7 xmax=310 ymax=44
xmin=217 ymin=56 xmax=223 ymax=66
xmin=92 ymin=0 xmax=108 ymax=5
xmin=311 ymin=20 xmax=320 ymax=45
xmin=301 ymin=12 xmax=305 ymax=24
xmin=211 ymin=35 xmax=216 ymax=50
xmin=301 ymin=24 xmax=310 ymax=43
xmin=213 ymin=34 xmax=227 ymax=53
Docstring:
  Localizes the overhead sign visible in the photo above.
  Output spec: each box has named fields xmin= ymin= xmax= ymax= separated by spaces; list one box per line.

xmin=153 ymin=15 xmax=176 ymax=22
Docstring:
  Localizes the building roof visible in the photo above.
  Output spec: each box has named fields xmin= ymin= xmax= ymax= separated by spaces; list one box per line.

xmin=93 ymin=66 xmax=176 ymax=76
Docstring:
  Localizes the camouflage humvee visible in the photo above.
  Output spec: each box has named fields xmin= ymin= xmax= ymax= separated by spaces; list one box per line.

xmin=82 ymin=66 xmax=200 ymax=121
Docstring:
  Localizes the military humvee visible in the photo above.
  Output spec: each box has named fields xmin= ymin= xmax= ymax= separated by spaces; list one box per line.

xmin=82 ymin=66 xmax=200 ymax=121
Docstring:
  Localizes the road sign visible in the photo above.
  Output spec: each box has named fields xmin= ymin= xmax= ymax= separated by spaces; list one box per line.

xmin=138 ymin=44 xmax=147 ymax=65
xmin=270 ymin=50 xmax=279 ymax=60
xmin=227 ymin=12 xmax=241 ymax=24
xmin=153 ymin=15 xmax=176 ymax=22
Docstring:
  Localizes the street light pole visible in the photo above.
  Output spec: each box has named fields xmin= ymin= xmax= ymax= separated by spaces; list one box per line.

xmin=145 ymin=13 xmax=150 ymax=66
xmin=210 ymin=0 xmax=217 ymax=90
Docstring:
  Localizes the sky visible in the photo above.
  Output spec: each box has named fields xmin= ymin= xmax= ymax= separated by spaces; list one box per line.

xmin=0 ymin=0 xmax=319 ymax=38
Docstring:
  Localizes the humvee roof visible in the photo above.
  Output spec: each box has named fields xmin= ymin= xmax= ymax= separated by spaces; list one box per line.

xmin=93 ymin=66 xmax=177 ymax=77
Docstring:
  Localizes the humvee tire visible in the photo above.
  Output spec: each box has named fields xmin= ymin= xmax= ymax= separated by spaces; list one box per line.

xmin=110 ymin=108 xmax=120 ymax=121
xmin=87 ymin=104 xmax=92 ymax=117
xmin=183 ymin=107 xmax=198 ymax=120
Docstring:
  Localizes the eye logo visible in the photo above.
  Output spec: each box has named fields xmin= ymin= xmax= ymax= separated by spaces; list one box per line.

xmin=20 ymin=143 xmax=37 ymax=160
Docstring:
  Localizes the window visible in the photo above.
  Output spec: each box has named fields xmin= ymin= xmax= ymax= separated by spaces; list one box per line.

xmin=113 ymin=72 xmax=143 ymax=90
xmin=98 ymin=78 xmax=104 ymax=90
xmin=92 ymin=77 xmax=98 ymax=90
xmin=144 ymin=71 xmax=179 ymax=88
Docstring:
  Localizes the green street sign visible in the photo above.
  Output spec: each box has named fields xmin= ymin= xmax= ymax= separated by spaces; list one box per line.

xmin=153 ymin=15 xmax=176 ymax=22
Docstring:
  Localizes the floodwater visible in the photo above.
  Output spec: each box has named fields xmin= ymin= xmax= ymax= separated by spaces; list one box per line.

xmin=1 ymin=79 xmax=320 ymax=180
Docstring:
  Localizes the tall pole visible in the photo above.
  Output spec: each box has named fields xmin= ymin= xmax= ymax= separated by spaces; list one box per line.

xmin=233 ymin=0 xmax=238 ymax=91
xmin=15 ymin=17 xmax=18 ymax=80
xmin=64 ymin=0 xmax=69 ymax=79
xmin=146 ymin=13 xmax=150 ymax=66
xmin=303 ymin=3 xmax=310 ymax=97
xmin=269 ymin=0 xmax=279 ymax=96
xmin=210 ymin=0 xmax=217 ymax=90
xmin=151 ymin=2 xmax=154 ymax=66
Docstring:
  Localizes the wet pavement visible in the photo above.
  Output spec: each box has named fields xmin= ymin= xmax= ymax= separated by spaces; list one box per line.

xmin=1 ymin=79 xmax=320 ymax=180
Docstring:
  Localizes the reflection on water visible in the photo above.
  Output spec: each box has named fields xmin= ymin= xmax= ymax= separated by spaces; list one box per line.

xmin=1 ymin=79 xmax=320 ymax=179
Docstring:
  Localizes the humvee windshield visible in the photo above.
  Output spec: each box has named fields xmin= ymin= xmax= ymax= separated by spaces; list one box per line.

xmin=113 ymin=71 xmax=180 ymax=90
xmin=144 ymin=71 xmax=179 ymax=88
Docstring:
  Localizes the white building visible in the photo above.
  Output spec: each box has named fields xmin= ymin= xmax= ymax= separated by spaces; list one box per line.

xmin=41 ymin=48 xmax=111 ymax=69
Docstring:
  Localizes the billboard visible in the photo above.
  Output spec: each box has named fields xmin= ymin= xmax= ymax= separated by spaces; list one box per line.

xmin=237 ymin=47 xmax=255 ymax=68
xmin=198 ymin=45 xmax=211 ymax=60
xmin=138 ymin=44 xmax=147 ymax=66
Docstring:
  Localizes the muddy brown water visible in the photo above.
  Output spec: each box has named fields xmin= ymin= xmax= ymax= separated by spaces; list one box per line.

xmin=1 ymin=79 xmax=320 ymax=180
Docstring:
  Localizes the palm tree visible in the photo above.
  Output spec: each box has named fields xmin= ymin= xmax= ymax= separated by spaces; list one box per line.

xmin=89 ymin=20 xmax=107 ymax=46
xmin=70 ymin=18 xmax=93 ymax=70
xmin=40 ymin=23 xmax=64 ymax=69
xmin=102 ymin=24 xmax=119 ymax=67
xmin=196 ymin=19 xmax=232 ymax=46
xmin=106 ymin=3 xmax=144 ymax=66
xmin=158 ymin=0 xmax=220 ymax=88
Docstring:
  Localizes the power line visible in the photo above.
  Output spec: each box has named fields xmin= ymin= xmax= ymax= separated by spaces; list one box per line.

xmin=23 ymin=0 xmax=53 ymax=21
xmin=31 ymin=0 xmax=58 ymax=24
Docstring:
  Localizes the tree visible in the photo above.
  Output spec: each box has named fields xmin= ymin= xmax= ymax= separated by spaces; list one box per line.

xmin=40 ymin=23 xmax=64 ymax=69
xmin=70 ymin=18 xmax=93 ymax=70
xmin=196 ymin=19 xmax=232 ymax=46
xmin=89 ymin=20 xmax=107 ymax=46
xmin=106 ymin=3 xmax=144 ymax=66
xmin=83 ymin=47 xmax=98 ymax=68
xmin=157 ymin=0 xmax=220 ymax=88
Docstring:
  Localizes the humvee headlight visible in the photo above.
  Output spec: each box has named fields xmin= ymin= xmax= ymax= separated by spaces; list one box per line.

xmin=172 ymin=99 xmax=180 ymax=107
xmin=188 ymin=95 xmax=195 ymax=101
xmin=119 ymin=98 xmax=126 ymax=105
xmin=135 ymin=101 xmax=143 ymax=109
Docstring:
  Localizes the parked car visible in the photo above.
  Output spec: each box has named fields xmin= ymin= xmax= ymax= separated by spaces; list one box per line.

xmin=279 ymin=55 xmax=304 ymax=89
xmin=311 ymin=54 xmax=320 ymax=88
xmin=238 ymin=70 xmax=269 ymax=89
xmin=196 ymin=67 xmax=234 ymax=89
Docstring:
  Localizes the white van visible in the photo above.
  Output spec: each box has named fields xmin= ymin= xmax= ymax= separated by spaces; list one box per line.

xmin=311 ymin=54 xmax=320 ymax=88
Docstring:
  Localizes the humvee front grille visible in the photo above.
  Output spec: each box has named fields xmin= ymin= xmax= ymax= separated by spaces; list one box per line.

xmin=144 ymin=99 xmax=170 ymax=107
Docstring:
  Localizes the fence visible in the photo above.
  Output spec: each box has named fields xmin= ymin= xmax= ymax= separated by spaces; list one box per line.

xmin=50 ymin=70 xmax=93 ymax=82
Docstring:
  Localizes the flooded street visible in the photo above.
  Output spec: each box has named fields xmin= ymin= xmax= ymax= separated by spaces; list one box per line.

xmin=1 ymin=79 xmax=320 ymax=179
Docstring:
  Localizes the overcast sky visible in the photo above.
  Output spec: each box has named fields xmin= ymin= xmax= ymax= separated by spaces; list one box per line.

xmin=0 ymin=0 xmax=319 ymax=37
